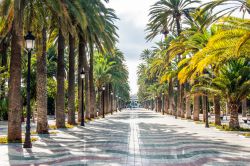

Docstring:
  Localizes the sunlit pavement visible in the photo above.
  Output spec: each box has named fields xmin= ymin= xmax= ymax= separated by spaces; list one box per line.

xmin=1 ymin=109 xmax=250 ymax=166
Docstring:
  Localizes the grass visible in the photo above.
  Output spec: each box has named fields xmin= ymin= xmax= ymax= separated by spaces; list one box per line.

xmin=215 ymin=124 xmax=250 ymax=132
xmin=85 ymin=118 xmax=95 ymax=123
xmin=49 ymin=123 xmax=75 ymax=130
xmin=0 ymin=136 xmax=38 ymax=144
xmin=206 ymin=122 xmax=250 ymax=132
xmin=242 ymin=133 xmax=250 ymax=137
xmin=28 ymin=131 xmax=59 ymax=135
xmin=194 ymin=121 xmax=250 ymax=138
xmin=194 ymin=120 xmax=205 ymax=124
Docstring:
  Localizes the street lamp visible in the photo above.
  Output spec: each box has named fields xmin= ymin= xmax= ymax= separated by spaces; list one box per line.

xmin=102 ymin=85 xmax=106 ymax=118
xmin=80 ymin=69 xmax=85 ymax=126
xmin=23 ymin=31 xmax=35 ymax=149
xmin=162 ymin=93 xmax=165 ymax=115
xmin=111 ymin=92 xmax=114 ymax=115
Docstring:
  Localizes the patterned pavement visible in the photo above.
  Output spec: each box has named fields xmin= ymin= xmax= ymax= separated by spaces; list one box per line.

xmin=1 ymin=109 xmax=250 ymax=166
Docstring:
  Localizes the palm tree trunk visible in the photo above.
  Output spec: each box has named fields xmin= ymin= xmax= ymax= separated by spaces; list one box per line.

xmin=155 ymin=98 xmax=158 ymax=112
xmin=193 ymin=94 xmax=200 ymax=121
xmin=56 ymin=29 xmax=65 ymax=128
xmin=180 ymin=84 xmax=185 ymax=118
xmin=202 ymin=95 xmax=207 ymax=122
xmin=80 ymin=36 xmax=90 ymax=120
xmin=78 ymin=34 xmax=84 ymax=122
xmin=164 ymin=95 xmax=169 ymax=114
xmin=36 ymin=28 xmax=48 ymax=133
xmin=186 ymin=95 xmax=191 ymax=119
xmin=229 ymin=101 xmax=240 ymax=129
xmin=85 ymin=72 xmax=90 ymax=119
xmin=97 ymin=90 xmax=101 ymax=116
xmin=214 ymin=96 xmax=221 ymax=125
xmin=89 ymin=46 xmax=96 ymax=118
xmin=105 ymin=84 xmax=110 ymax=114
xmin=168 ymin=79 xmax=175 ymax=115
xmin=8 ymin=0 xmax=24 ymax=142
xmin=157 ymin=97 xmax=162 ymax=113
xmin=68 ymin=34 xmax=76 ymax=125
xmin=242 ymin=99 xmax=247 ymax=117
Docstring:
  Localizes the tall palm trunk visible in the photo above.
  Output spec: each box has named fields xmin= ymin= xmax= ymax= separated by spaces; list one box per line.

xmin=78 ymin=34 xmax=84 ymax=122
xmin=157 ymin=97 xmax=162 ymax=113
xmin=202 ymin=95 xmax=207 ymax=122
xmin=36 ymin=28 xmax=48 ymax=133
xmin=168 ymin=79 xmax=175 ymax=115
xmin=175 ymin=15 xmax=185 ymax=118
xmin=56 ymin=29 xmax=65 ymax=128
xmin=242 ymin=99 xmax=247 ymax=117
xmin=214 ymin=96 xmax=221 ymax=125
xmin=68 ymin=34 xmax=76 ymax=125
xmin=8 ymin=0 xmax=24 ymax=142
xmin=85 ymin=72 xmax=90 ymax=119
xmin=104 ymin=84 xmax=110 ymax=114
xmin=81 ymin=36 xmax=90 ymax=119
xmin=155 ymin=98 xmax=158 ymax=112
xmin=229 ymin=101 xmax=240 ymax=129
xmin=164 ymin=95 xmax=169 ymax=114
xmin=193 ymin=94 xmax=200 ymax=121
xmin=186 ymin=95 xmax=191 ymax=119
xmin=89 ymin=45 xmax=96 ymax=118
xmin=180 ymin=84 xmax=185 ymax=118
xmin=97 ymin=90 xmax=101 ymax=115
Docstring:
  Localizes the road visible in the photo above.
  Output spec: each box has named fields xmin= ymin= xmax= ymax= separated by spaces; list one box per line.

xmin=1 ymin=109 xmax=250 ymax=165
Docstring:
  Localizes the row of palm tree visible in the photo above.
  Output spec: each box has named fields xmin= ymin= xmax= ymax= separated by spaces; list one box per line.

xmin=0 ymin=0 xmax=130 ymax=142
xmin=138 ymin=0 xmax=250 ymax=129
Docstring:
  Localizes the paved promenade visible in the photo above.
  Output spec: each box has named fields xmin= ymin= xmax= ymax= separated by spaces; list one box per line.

xmin=1 ymin=109 xmax=250 ymax=166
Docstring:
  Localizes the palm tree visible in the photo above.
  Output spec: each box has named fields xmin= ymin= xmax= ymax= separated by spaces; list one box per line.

xmin=24 ymin=0 xmax=50 ymax=134
xmin=56 ymin=28 xmax=66 ymax=128
xmin=94 ymin=49 xmax=129 ymax=115
xmin=75 ymin=0 xmax=118 ymax=120
xmin=36 ymin=28 xmax=49 ymax=133
xmin=66 ymin=1 xmax=87 ymax=125
xmin=147 ymin=0 xmax=201 ymax=40
xmin=48 ymin=0 xmax=86 ymax=127
xmin=147 ymin=0 xmax=201 ymax=118
xmin=202 ymin=0 xmax=250 ymax=17
xmin=7 ymin=0 xmax=25 ymax=142
xmin=67 ymin=33 xmax=76 ymax=125
xmin=77 ymin=32 xmax=87 ymax=122
xmin=194 ymin=59 xmax=250 ymax=129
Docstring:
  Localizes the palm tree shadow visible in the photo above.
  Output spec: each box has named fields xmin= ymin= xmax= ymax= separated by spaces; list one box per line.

xmin=138 ymin=122 xmax=250 ymax=165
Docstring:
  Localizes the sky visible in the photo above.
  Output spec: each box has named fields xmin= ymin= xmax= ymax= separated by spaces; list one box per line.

xmin=107 ymin=0 xmax=243 ymax=95
xmin=107 ymin=0 xmax=160 ymax=95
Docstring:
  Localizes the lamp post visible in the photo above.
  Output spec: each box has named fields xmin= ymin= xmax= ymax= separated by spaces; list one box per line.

xmin=162 ymin=93 xmax=164 ymax=115
xmin=80 ymin=69 xmax=85 ymax=126
xmin=111 ymin=92 xmax=114 ymax=115
xmin=23 ymin=31 xmax=35 ymax=148
xmin=102 ymin=85 xmax=106 ymax=118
